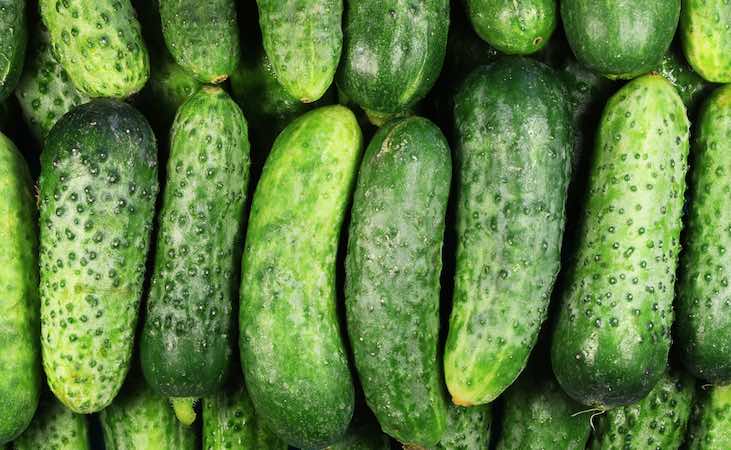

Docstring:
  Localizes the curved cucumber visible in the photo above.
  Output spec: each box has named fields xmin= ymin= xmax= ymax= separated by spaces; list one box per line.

xmin=13 ymin=395 xmax=90 ymax=450
xmin=550 ymin=75 xmax=689 ymax=408
xmin=430 ymin=404 xmax=491 ymax=450
xmin=676 ymin=84 xmax=731 ymax=384
xmin=239 ymin=105 xmax=361 ymax=449
xmin=687 ymin=385 xmax=731 ymax=450
xmin=0 ymin=133 xmax=41 ymax=444
xmin=680 ymin=0 xmax=731 ymax=83
xmin=345 ymin=116 xmax=450 ymax=447
xmin=0 ymin=0 xmax=26 ymax=101
xmin=39 ymin=100 xmax=159 ymax=413
xmin=445 ymin=57 xmax=572 ymax=406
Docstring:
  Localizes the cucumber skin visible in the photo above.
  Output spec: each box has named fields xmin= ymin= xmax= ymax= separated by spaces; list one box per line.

xmin=431 ymin=404 xmax=491 ymax=450
xmin=0 ymin=133 xmax=41 ymax=444
xmin=445 ymin=57 xmax=572 ymax=406
xmin=676 ymin=84 xmax=731 ymax=384
xmin=561 ymin=0 xmax=680 ymax=79
xmin=337 ymin=0 xmax=449 ymax=117
xmin=159 ymin=0 xmax=240 ymax=83
xmin=0 ymin=0 xmax=26 ymax=101
xmin=345 ymin=117 xmax=450 ymax=447
xmin=687 ymin=385 xmax=731 ymax=450
xmin=550 ymin=75 xmax=689 ymax=408
xmin=257 ymin=0 xmax=342 ymax=103
xmin=591 ymin=369 xmax=694 ymax=450
xmin=239 ymin=105 xmax=361 ymax=449
xmin=13 ymin=395 xmax=90 ymax=450
xmin=39 ymin=100 xmax=159 ymax=414
xmin=140 ymin=87 xmax=250 ymax=399
xmin=39 ymin=0 xmax=149 ymax=98
xmin=465 ymin=0 xmax=556 ymax=55
xmin=656 ymin=48 xmax=714 ymax=116
xmin=328 ymin=422 xmax=391 ymax=450
xmin=681 ymin=0 xmax=731 ymax=83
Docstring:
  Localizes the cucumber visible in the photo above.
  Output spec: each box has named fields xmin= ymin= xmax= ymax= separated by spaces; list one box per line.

xmin=15 ymin=25 xmax=90 ymax=143
xmin=327 ymin=421 xmax=391 ymax=450
xmin=257 ymin=0 xmax=342 ymax=103
xmin=13 ymin=394 xmax=90 ymax=450
xmin=680 ymin=0 xmax=731 ymax=83
xmin=430 ymin=404 xmax=491 ymax=450
xmin=445 ymin=57 xmax=572 ymax=406
xmin=656 ymin=46 xmax=714 ymax=116
xmin=159 ymin=0 xmax=240 ymax=83
xmin=687 ymin=385 xmax=731 ymax=450
xmin=561 ymin=0 xmax=680 ymax=79
xmin=550 ymin=75 xmax=689 ymax=408
xmin=239 ymin=105 xmax=361 ymax=449
xmin=100 ymin=376 xmax=197 ymax=450
xmin=345 ymin=116 xmax=450 ymax=446
xmin=337 ymin=0 xmax=449 ymax=123
xmin=0 ymin=0 xmax=27 ymax=101
xmin=465 ymin=0 xmax=556 ymax=55
xmin=676 ymin=84 xmax=731 ymax=385
xmin=39 ymin=0 xmax=149 ymax=98
xmin=590 ymin=368 xmax=694 ymax=450
xmin=0 ymin=133 xmax=41 ymax=444
xmin=39 ymin=99 xmax=159 ymax=413
xmin=140 ymin=86 xmax=250 ymax=425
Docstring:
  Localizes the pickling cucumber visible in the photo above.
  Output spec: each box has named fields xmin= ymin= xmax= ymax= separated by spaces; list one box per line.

xmin=13 ymin=394 xmax=90 ymax=450
xmin=687 ymin=385 xmax=731 ymax=450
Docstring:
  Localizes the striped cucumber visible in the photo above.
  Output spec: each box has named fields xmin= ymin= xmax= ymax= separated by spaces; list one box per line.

xmin=687 ymin=385 xmax=731 ymax=450
xmin=13 ymin=394 xmax=90 ymax=450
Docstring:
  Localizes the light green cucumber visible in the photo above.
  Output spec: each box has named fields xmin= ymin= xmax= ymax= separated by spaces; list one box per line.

xmin=13 ymin=395 xmax=90 ymax=450
xmin=687 ymin=385 xmax=731 ymax=450
xmin=680 ymin=0 xmax=731 ymax=83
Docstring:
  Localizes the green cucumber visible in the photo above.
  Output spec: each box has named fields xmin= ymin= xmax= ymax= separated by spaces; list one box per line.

xmin=345 ymin=116 xmax=450 ymax=446
xmin=39 ymin=99 xmax=159 ymax=413
xmin=430 ymin=404 xmax=491 ymax=450
xmin=326 ymin=421 xmax=391 ymax=450
xmin=337 ymin=0 xmax=449 ymax=123
xmin=676 ymin=84 xmax=731 ymax=384
xmin=0 ymin=0 xmax=27 ymax=101
xmin=550 ymin=74 xmax=689 ymax=408
xmin=561 ymin=0 xmax=680 ymax=79
xmin=687 ymin=385 xmax=731 ymax=450
xmin=159 ymin=0 xmax=240 ymax=83
xmin=680 ymin=0 xmax=731 ymax=83
xmin=257 ymin=0 xmax=342 ymax=103
xmin=465 ymin=0 xmax=556 ymax=55
xmin=13 ymin=394 xmax=90 ymax=450
xmin=140 ymin=86 xmax=250 ymax=424
xmin=39 ymin=0 xmax=150 ymax=98
xmin=656 ymin=46 xmax=714 ymax=116
xmin=445 ymin=57 xmax=572 ymax=406
xmin=15 ymin=25 xmax=90 ymax=143
xmin=0 ymin=132 xmax=41 ymax=444
xmin=590 ymin=368 xmax=694 ymax=450
xmin=239 ymin=105 xmax=361 ymax=449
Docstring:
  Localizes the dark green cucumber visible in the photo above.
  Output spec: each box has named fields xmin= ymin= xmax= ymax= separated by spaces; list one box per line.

xmin=13 ymin=394 xmax=90 ymax=450
xmin=0 ymin=0 xmax=26 ymax=101
xmin=0 ymin=133 xmax=41 ymax=444
xmin=676 ymin=84 xmax=731 ymax=384
xmin=337 ymin=0 xmax=449 ymax=123
xmin=239 ymin=105 xmax=361 ymax=449
xmin=345 ymin=116 xmax=450 ymax=446
xmin=159 ymin=0 xmax=240 ymax=83
xmin=39 ymin=0 xmax=149 ymax=98
xmin=561 ymin=0 xmax=680 ymax=79
xmin=591 ymin=368 xmax=694 ymax=450
xmin=687 ymin=385 xmax=731 ymax=450
xmin=430 ymin=404 xmax=491 ymax=450
xmin=327 ymin=421 xmax=391 ymax=450
xmin=140 ymin=86 xmax=250 ymax=424
xmin=465 ymin=0 xmax=556 ymax=55
xmin=39 ymin=100 xmax=158 ymax=413
xmin=257 ymin=0 xmax=342 ymax=103
xmin=681 ymin=0 xmax=731 ymax=83
xmin=550 ymin=75 xmax=689 ymax=408
xmin=445 ymin=57 xmax=572 ymax=406
xmin=656 ymin=46 xmax=714 ymax=116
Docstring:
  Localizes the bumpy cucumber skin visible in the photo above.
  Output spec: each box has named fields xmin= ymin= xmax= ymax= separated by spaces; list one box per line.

xmin=257 ymin=0 xmax=342 ymax=103
xmin=345 ymin=117 xmax=450 ymax=447
xmin=13 ymin=395 xmax=90 ymax=450
xmin=445 ymin=57 xmax=572 ymax=406
xmin=550 ymin=75 xmax=689 ymax=408
xmin=239 ymin=105 xmax=361 ymax=449
xmin=465 ymin=0 xmax=556 ymax=55
xmin=0 ymin=133 xmax=41 ymax=444
xmin=561 ymin=0 xmax=680 ymax=79
xmin=681 ymin=0 xmax=731 ymax=83
xmin=100 ymin=377 xmax=196 ymax=450
xmin=39 ymin=100 xmax=158 ymax=414
xmin=656 ymin=47 xmax=714 ymax=116
xmin=337 ymin=0 xmax=449 ymax=118
xmin=676 ymin=85 xmax=731 ymax=384
xmin=0 ymin=0 xmax=26 ymax=101
xmin=15 ymin=26 xmax=90 ymax=142
xmin=39 ymin=0 xmax=149 ymax=98
xmin=430 ymin=404 xmax=491 ymax=450
xmin=159 ymin=0 xmax=239 ymax=83
xmin=591 ymin=368 xmax=694 ymax=450
xmin=328 ymin=422 xmax=391 ymax=450
xmin=687 ymin=385 xmax=731 ymax=450
xmin=140 ymin=87 xmax=250 ymax=399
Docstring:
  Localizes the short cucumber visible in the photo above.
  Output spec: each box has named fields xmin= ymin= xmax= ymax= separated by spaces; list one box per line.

xmin=680 ymin=0 xmax=731 ymax=83
xmin=430 ymin=404 xmax=491 ymax=450
xmin=13 ymin=394 xmax=90 ymax=450
xmin=0 ymin=0 xmax=27 ymax=101
xmin=687 ymin=385 xmax=731 ymax=450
